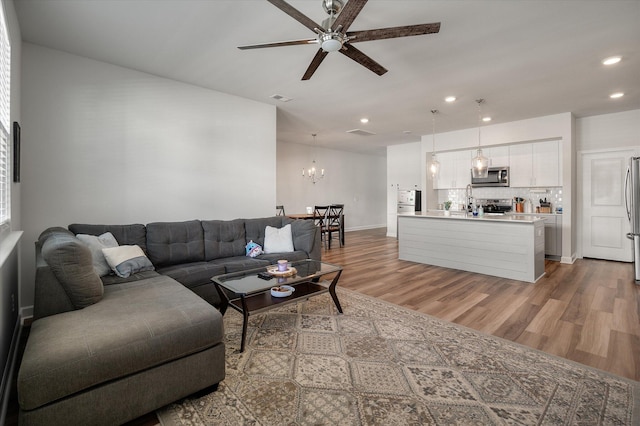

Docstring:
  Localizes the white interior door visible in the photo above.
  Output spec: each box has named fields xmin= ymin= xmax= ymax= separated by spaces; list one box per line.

xmin=582 ymin=150 xmax=635 ymax=261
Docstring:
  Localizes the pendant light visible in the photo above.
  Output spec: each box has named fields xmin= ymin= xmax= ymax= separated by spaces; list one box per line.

xmin=429 ymin=109 xmax=440 ymax=178
xmin=471 ymin=99 xmax=489 ymax=179
xmin=302 ymin=133 xmax=325 ymax=184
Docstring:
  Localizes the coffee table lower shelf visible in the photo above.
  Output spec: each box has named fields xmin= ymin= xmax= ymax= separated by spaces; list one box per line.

xmin=223 ymin=279 xmax=342 ymax=353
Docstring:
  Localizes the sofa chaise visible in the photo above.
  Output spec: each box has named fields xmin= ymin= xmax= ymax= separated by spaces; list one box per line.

xmin=17 ymin=216 xmax=319 ymax=425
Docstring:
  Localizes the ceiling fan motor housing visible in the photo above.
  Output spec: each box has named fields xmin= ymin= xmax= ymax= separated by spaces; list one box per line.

xmin=322 ymin=0 xmax=344 ymax=16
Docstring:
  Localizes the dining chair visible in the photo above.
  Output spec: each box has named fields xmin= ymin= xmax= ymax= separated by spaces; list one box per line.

xmin=327 ymin=204 xmax=344 ymax=248
xmin=313 ymin=205 xmax=330 ymax=249
xmin=276 ymin=205 xmax=285 ymax=216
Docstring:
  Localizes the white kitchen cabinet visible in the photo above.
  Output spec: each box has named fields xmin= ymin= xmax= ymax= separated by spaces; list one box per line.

xmin=485 ymin=146 xmax=510 ymax=167
xmin=541 ymin=215 xmax=562 ymax=258
xmin=434 ymin=150 xmax=472 ymax=189
xmin=509 ymin=141 xmax=560 ymax=187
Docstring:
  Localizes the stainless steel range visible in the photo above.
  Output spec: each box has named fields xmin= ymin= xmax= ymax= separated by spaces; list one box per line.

xmin=476 ymin=199 xmax=513 ymax=214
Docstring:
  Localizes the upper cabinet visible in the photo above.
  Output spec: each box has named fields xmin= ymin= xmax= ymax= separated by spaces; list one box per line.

xmin=485 ymin=146 xmax=510 ymax=168
xmin=509 ymin=141 xmax=561 ymax=187
xmin=434 ymin=150 xmax=472 ymax=189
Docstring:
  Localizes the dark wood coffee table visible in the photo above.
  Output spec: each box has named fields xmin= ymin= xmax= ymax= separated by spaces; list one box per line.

xmin=212 ymin=259 xmax=343 ymax=352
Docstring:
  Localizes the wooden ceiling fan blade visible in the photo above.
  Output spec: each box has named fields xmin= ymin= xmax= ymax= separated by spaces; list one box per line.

xmin=267 ymin=0 xmax=324 ymax=32
xmin=339 ymin=44 xmax=387 ymax=76
xmin=332 ymin=0 xmax=368 ymax=32
xmin=347 ymin=23 xmax=441 ymax=43
xmin=238 ymin=38 xmax=317 ymax=50
xmin=302 ymin=49 xmax=329 ymax=80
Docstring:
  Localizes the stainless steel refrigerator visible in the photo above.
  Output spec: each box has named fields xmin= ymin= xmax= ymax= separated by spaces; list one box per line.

xmin=398 ymin=189 xmax=421 ymax=214
xmin=625 ymin=157 xmax=640 ymax=282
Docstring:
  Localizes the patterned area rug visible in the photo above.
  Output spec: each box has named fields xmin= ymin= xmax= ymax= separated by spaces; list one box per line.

xmin=157 ymin=289 xmax=639 ymax=425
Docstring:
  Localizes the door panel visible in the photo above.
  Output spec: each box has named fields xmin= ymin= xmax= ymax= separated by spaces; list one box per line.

xmin=582 ymin=150 xmax=634 ymax=261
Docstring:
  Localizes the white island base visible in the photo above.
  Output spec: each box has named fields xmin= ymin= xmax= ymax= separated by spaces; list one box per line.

xmin=398 ymin=213 xmax=546 ymax=283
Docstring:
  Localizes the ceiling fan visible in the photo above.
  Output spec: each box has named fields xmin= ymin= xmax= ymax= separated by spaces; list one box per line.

xmin=238 ymin=0 xmax=441 ymax=80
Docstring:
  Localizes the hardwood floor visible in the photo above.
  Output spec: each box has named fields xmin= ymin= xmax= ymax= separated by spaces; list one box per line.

xmin=322 ymin=228 xmax=640 ymax=382
xmin=6 ymin=228 xmax=637 ymax=425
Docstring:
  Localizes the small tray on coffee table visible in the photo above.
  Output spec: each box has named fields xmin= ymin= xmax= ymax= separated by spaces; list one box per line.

xmin=266 ymin=266 xmax=297 ymax=277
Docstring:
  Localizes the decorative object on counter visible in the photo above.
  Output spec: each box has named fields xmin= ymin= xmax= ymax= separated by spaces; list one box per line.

xmin=539 ymin=197 xmax=552 ymax=213
xmin=429 ymin=109 xmax=440 ymax=178
xmin=477 ymin=205 xmax=484 ymax=216
xmin=471 ymin=98 xmax=490 ymax=179
xmin=302 ymin=133 xmax=324 ymax=184
xmin=443 ymin=200 xmax=452 ymax=216
xmin=514 ymin=196 xmax=525 ymax=212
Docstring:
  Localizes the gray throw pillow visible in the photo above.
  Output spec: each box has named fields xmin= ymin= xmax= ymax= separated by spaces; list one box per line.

xmin=76 ymin=232 xmax=119 ymax=277
xmin=41 ymin=233 xmax=104 ymax=309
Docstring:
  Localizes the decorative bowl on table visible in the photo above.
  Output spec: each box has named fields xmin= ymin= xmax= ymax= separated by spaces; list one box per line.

xmin=271 ymin=285 xmax=295 ymax=297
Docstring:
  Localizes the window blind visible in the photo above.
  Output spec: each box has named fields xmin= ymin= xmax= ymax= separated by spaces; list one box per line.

xmin=0 ymin=3 xmax=10 ymax=229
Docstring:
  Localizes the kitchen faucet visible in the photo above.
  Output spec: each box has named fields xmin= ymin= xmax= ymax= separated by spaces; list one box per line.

xmin=465 ymin=184 xmax=474 ymax=211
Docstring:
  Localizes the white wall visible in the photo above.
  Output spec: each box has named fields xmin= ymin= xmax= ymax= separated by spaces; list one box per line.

xmin=576 ymin=109 xmax=640 ymax=151
xmin=20 ymin=43 xmax=277 ymax=311
xmin=276 ymin=141 xmax=386 ymax=231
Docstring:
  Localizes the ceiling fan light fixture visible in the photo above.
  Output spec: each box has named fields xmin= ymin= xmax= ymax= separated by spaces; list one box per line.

xmin=320 ymin=33 xmax=343 ymax=52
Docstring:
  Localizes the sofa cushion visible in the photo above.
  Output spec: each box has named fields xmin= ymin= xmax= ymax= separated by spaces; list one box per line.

xmin=76 ymin=232 xmax=119 ymax=277
xmin=17 ymin=275 xmax=224 ymax=411
xmin=102 ymin=245 xmax=155 ymax=278
xmin=155 ymin=262 xmax=226 ymax=289
xmin=244 ymin=216 xmax=284 ymax=247
xmin=146 ymin=220 xmax=205 ymax=266
xmin=208 ymin=256 xmax=270 ymax=273
xmin=69 ymin=224 xmax=147 ymax=253
xmin=40 ymin=230 xmax=104 ymax=309
xmin=289 ymin=219 xmax=317 ymax=255
xmin=256 ymin=250 xmax=310 ymax=264
xmin=202 ymin=219 xmax=246 ymax=261
xmin=101 ymin=270 xmax=160 ymax=286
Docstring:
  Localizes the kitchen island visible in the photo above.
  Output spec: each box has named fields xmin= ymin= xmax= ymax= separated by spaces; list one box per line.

xmin=398 ymin=211 xmax=545 ymax=283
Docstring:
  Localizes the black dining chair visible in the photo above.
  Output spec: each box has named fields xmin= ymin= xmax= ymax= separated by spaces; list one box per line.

xmin=327 ymin=204 xmax=344 ymax=248
xmin=276 ymin=205 xmax=285 ymax=216
xmin=313 ymin=205 xmax=330 ymax=249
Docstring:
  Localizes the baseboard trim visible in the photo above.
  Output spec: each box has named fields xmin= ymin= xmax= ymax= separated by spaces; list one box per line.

xmin=345 ymin=224 xmax=386 ymax=232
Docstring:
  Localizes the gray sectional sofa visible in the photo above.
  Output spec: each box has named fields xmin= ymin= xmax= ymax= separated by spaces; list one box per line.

xmin=18 ymin=216 xmax=320 ymax=425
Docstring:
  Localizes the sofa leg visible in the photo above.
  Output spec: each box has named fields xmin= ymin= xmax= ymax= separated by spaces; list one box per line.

xmin=188 ymin=382 xmax=220 ymax=399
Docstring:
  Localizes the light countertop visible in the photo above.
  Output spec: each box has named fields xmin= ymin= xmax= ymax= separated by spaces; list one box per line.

xmin=400 ymin=211 xmax=545 ymax=224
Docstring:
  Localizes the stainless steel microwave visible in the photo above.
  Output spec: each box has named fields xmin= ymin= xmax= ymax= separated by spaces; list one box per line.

xmin=471 ymin=167 xmax=510 ymax=187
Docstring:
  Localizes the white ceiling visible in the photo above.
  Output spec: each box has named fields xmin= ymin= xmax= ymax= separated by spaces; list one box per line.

xmin=14 ymin=0 xmax=640 ymax=155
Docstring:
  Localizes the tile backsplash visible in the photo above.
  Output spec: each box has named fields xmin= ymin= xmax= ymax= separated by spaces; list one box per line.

xmin=438 ymin=187 xmax=563 ymax=211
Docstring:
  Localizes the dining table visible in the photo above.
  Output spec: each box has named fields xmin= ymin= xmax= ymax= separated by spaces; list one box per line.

xmin=286 ymin=212 xmax=345 ymax=247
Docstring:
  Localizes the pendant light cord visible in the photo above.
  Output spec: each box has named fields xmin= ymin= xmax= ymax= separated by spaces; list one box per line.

xmin=431 ymin=109 xmax=438 ymax=152
xmin=476 ymin=99 xmax=484 ymax=149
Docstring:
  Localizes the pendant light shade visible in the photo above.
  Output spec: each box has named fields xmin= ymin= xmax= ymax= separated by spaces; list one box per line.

xmin=430 ymin=109 xmax=440 ymax=178
xmin=471 ymin=99 xmax=490 ymax=179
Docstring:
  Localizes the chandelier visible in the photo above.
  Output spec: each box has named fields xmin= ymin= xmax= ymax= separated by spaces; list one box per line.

xmin=429 ymin=109 xmax=440 ymax=178
xmin=302 ymin=133 xmax=324 ymax=184
xmin=471 ymin=99 xmax=490 ymax=179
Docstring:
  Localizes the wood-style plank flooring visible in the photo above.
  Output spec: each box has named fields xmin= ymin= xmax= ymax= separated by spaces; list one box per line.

xmin=322 ymin=228 xmax=640 ymax=382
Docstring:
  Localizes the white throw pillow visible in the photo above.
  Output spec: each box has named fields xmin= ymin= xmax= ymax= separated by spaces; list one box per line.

xmin=263 ymin=224 xmax=295 ymax=254
xmin=101 ymin=245 xmax=155 ymax=278
xmin=76 ymin=232 xmax=119 ymax=276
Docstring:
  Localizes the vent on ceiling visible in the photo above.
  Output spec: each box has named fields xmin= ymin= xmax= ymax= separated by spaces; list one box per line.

xmin=346 ymin=128 xmax=376 ymax=136
xmin=269 ymin=94 xmax=292 ymax=102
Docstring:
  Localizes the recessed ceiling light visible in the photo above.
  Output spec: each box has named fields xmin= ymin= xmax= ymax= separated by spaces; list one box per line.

xmin=602 ymin=56 xmax=621 ymax=65
xmin=610 ymin=92 xmax=624 ymax=99
xmin=445 ymin=96 xmax=456 ymax=102
xmin=360 ymin=117 xmax=369 ymax=124
xmin=482 ymin=117 xmax=492 ymax=122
